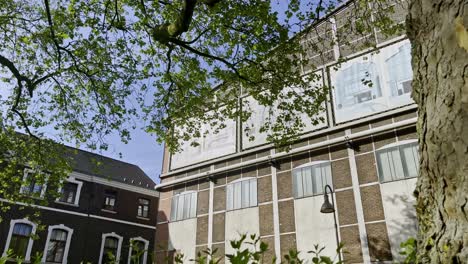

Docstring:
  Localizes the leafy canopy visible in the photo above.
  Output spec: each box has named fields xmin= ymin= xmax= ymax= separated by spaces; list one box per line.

xmin=0 ymin=0 xmax=403 ymax=203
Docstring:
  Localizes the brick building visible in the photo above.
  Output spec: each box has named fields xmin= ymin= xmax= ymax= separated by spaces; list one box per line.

xmin=0 ymin=148 xmax=159 ymax=264
xmin=155 ymin=1 xmax=417 ymax=263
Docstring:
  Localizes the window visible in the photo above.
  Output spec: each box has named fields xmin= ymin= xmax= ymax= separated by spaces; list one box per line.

xmin=292 ymin=161 xmax=333 ymax=198
xmin=226 ymin=178 xmax=257 ymax=211
xmin=137 ymin=198 xmax=150 ymax=218
xmin=99 ymin=233 xmax=123 ymax=264
xmin=127 ymin=237 xmax=149 ymax=264
xmin=57 ymin=178 xmax=83 ymax=206
xmin=170 ymin=191 xmax=197 ymax=221
xmin=103 ymin=190 xmax=117 ymax=211
xmin=376 ymin=140 xmax=419 ymax=183
xmin=20 ymin=169 xmax=47 ymax=198
xmin=42 ymin=225 xmax=73 ymax=264
xmin=2 ymin=219 xmax=37 ymax=261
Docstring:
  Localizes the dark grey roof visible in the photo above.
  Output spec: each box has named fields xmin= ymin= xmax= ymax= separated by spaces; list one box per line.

xmin=66 ymin=147 xmax=156 ymax=190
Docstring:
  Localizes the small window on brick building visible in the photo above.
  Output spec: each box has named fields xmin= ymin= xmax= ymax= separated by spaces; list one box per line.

xmin=137 ymin=198 xmax=150 ymax=218
xmin=292 ymin=161 xmax=333 ymax=198
xmin=376 ymin=140 xmax=419 ymax=183
xmin=226 ymin=178 xmax=257 ymax=211
xmin=103 ymin=190 xmax=117 ymax=211
xmin=170 ymin=191 xmax=197 ymax=221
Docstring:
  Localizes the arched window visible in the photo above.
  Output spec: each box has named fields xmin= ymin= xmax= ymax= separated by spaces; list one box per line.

xmin=292 ymin=161 xmax=333 ymax=198
xmin=226 ymin=178 xmax=257 ymax=211
xmin=375 ymin=140 xmax=419 ymax=183
xmin=42 ymin=224 xmax=73 ymax=264
xmin=99 ymin=232 xmax=123 ymax=264
xmin=170 ymin=191 xmax=197 ymax=221
xmin=2 ymin=219 xmax=37 ymax=261
xmin=127 ymin=237 xmax=149 ymax=264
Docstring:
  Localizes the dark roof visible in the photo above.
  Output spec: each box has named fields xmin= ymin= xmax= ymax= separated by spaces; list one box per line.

xmin=66 ymin=147 xmax=156 ymax=190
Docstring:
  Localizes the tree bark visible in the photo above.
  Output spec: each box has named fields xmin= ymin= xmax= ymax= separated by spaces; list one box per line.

xmin=407 ymin=0 xmax=468 ymax=263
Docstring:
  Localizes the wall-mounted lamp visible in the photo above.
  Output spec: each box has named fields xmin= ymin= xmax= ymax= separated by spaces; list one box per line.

xmin=320 ymin=184 xmax=342 ymax=262
xmin=269 ymin=159 xmax=281 ymax=170
xmin=345 ymin=140 xmax=359 ymax=151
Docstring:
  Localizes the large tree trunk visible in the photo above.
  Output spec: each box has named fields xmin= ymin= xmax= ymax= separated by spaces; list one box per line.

xmin=407 ymin=0 xmax=468 ymax=263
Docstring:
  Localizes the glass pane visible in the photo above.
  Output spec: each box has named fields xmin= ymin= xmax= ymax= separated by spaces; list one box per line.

xmin=388 ymin=148 xmax=405 ymax=180
xmin=324 ymin=163 xmax=333 ymax=188
xmin=13 ymin=223 xmax=32 ymax=236
xmin=170 ymin=197 xmax=177 ymax=221
xmin=304 ymin=167 xmax=314 ymax=196
xmin=233 ymin=182 xmax=242 ymax=210
xmin=177 ymin=195 xmax=185 ymax=221
xmin=402 ymin=144 xmax=419 ymax=178
xmin=226 ymin=184 xmax=233 ymax=210
xmin=183 ymin=193 xmax=191 ymax=219
xmin=249 ymin=179 xmax=257 ymax=207
xmin=190 ymin=192 xmax=197 ymax=218
xmin=242 ymin=180 xmax=250 ymax=208
xmin=293 ymin=169 xmax=303 ymax=198
xmin=105 ymin=237 xmax=118 ymax=248
xmin=9 ymin=236 xmax=28 ymax=259
xmin=377 ymin=151 xmax=392 ymax=182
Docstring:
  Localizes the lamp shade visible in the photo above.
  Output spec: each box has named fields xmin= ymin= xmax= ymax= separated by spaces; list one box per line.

xmin=320 ymin=193 xmax=335 ymax=213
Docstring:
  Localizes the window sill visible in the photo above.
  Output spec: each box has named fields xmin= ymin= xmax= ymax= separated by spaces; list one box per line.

xmin=101 ymin=209 xmax=117 ymax=214
xmin=55 ymin=201 xmax=79 ymax=207
xmin=137 ymin=216 xmax=150 ymax=221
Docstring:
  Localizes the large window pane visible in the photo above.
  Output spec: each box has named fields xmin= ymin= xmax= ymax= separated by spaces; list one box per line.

xmin=171 ymin=192 xmax=197 ymax=221
xmin=226 ymin=178 xmax=257 ymax=211
xmin=293 ymin=170 xmax=303 ymax=198
xmin=226 ymin=184 xmax=233 ymax=210
xmin=292 ymin=162 xmax=332 ymax=199
xmin=249 ymin=179 xmax=257 ymax=207
xmin=377 ymin=142 xmax=419 ymax=183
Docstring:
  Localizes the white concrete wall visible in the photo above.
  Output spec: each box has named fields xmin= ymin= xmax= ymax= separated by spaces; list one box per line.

xmin=225 ymin=207 xmax=260 ymax=257
xmin=380 ymin=178 xmax=418 ymax=260
xmin=294 ymin=195 xmax=338 ymax=262
xmin=168 ymin=218 xmax=198 ymax=263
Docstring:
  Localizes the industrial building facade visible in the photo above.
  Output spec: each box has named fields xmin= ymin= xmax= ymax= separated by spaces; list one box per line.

xmin=155 ymin=1 xmax=417 ymax=263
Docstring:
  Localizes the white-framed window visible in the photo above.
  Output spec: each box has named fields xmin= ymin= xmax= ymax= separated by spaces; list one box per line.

xmin=292 ymin=161 xmax=333 ymax=198
xmin=2 ymin=219 xmax=37 ymax=261
xmin=103 ymin=190 xmax=118 ymax=211
xmin=226 ymin=178 xmax=257 ymax=211
xmin=99 ymin=232 xmax=123 ymax=264
xmin=56 ymin=177 xmax=83 ymax=206
xmin=376 ymin=140 xmax=419 ymax=183
xmin=137 ymin=198 xmax=150 ymax=218
xmin=127 ymin=237 xmax=149 ymax=264
xmin=20 ymin=169 xmax=48 ymax=198
xmin=42 ymin=224 xmax=74 ymax=264
xmin=170 ymin=191 xmax=197 ymax=222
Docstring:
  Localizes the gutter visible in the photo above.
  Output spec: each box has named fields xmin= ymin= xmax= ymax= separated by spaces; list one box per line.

xmin=155 ymin=117 xmax=417 ymax=190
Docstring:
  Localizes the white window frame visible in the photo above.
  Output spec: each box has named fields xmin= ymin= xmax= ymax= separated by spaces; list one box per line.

xmin=170 ymin=191 xmax=197 ymax=222
xmin=2 ymin=219 xmax=37 ymax=261
xmin=55 ymin=177 xmax=83 ymax=206
xmin=99 ymin=232 xmax=123 ymax=264
xmin=20 ymin=168 xmax=48 ymax=198
xmin=42 ymin=224 xmax=74 ymax=264
xmin=127 ymin=237 xmax=149 ymax=264
xmin=292 ymin=160 xmax=333 ymax=199
xmin=375 ymin=139 xmax=419 ymax=183
xmin=226 ymin=177 xmax=258 ymax=211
